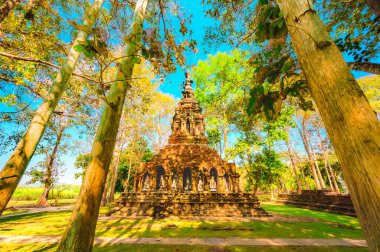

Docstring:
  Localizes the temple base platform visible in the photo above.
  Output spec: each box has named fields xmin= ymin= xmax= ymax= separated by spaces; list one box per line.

xmin=113 ymin=192 xmax=270 ymax=218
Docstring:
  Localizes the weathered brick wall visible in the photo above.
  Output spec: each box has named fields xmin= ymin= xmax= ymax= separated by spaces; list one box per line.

xmin=135 ymin=144 xmax=240 ymax=193
xmin=114 ymin=192 xmax=269 ymax=218
xmin=278 ymin=190 xmax=356 ymax=216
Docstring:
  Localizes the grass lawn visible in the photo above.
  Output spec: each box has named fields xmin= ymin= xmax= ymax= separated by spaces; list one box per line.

xmin=0 ymin=243 xmax=369 ymax=252
xmin=261 ymin=202 xmax=361 ymax=229
xmin=0 ymin=203 xmax=364 ymax=239
xmin=3 ymin=199 xmax=77 ymax=211
xmin=0 ymin=202 xmax=367 ymax=251
xmin=10 ymin=185 xmax=80 ymax=201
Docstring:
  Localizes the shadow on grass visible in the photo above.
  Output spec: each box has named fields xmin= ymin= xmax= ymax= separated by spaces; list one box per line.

xmin=93 ymin=244 xmax=369 ymax=252
xmin=0 ymin=210 xmax=71 ymax=222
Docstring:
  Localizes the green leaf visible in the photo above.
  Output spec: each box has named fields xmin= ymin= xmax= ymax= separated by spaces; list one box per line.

xmin=278 ymin=20 xmax=284 ymax=29
xmin=247 ymin=97 xmax=258 ymax=115
xmin=74 ymin=44 xmax=86 ymax=52
xmin=258 ymin=0 xmax=268 ymax=5
xmin=270 ymin=18 xmax=282 ymax=28
xmin=255 ymin=23 xmax=266 ymax=43
xmin=251 ymin=85 xmax=265 ymax=96
xmin=281 ymin=57 xmax=293 ymax=73
xmin=141 ymin=47 xmax=150 ymax=59
xmin=83 ymin=50 xmax=94 ymax=59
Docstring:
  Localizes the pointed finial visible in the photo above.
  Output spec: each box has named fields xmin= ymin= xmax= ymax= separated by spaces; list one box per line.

xmin=184 ymin=70 xmax=193 ymax=87
xmin=182 ymin=71 xmax=194 ymax=98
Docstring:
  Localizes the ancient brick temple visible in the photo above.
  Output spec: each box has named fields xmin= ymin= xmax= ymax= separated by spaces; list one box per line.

xmin=115 ymin=73 xmax=267 ymax=217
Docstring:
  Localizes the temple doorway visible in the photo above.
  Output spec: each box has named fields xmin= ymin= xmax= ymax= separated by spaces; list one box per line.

xmin=156 ymin=167 xmax=165 ymax=191
xmin=210 ymin=167 xmax=218 ymax=192
xmin=183 ymin=168 xmax=192 ymax=191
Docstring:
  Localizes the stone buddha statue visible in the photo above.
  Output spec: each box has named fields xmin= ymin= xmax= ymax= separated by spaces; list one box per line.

xmin=171 ymin=173 xmax=178 ymax=191
xmin=198 ymin=174 xmax=204 ymax=191
xmin=210 ymin=176 xmax=217 ymax=192
xmin=185 ymin=177 xmax=191 ymax=191
xmin=158 ymin=175 xmax=165 ymax=191
xmin=143 ymin=174 xmax=150 ymax=191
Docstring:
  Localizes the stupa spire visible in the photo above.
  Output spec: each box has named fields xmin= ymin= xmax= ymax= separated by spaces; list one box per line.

xmin=168 ymin=71 xmax=208 ymax=145
xmin=182 ymin=71 xmax=194 ymax=98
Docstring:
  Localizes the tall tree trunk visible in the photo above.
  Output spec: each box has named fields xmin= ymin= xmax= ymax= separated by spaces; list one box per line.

xmin=324 ymin=160 xmax=333 ymax=190
xmin=223 ymin=125 xmax=228 ymax=159
xmin=0 ymin=0 xmax=22 ymax=23
xmin=107 ymin=124 xmax=126 ymax=202
xmin=306 ymin=131 xmax=326 ymax=189
xmin=38 ymin=126 xmax=65 ymax=206
xmin=285 ymin=139 xmax=302 ymax=194
xmin=364 ymin=0 xmax=380 ymax=17
xmin=295 ymin=122 xmax=321 ymax=189
xmin=277 ymin=0 xmax=380 ymax=249
xmin=324 ymin=147 xmax=341 ymax=193
xmin=300 ymin=166 xmax=310 ymax=190
xmin=100 ymin=172 xmax=110 ymax=207
xmin=269 ymin=184 xmax=274 ymax=200
xmin=57 ymin=1 xmax=148 ymax=251
xmin=327 ymin=160 xmax=340 ymax=193
xmin=107 ymin=141 xmax=125 ymax=203
xmin=253 ymin=181 xmax=258 ymax=196
xmin=280 ymin=179 xmax=288 ymax=194
xmin=124 ymin=158 xmax=132 ymax=193
xmin=0 ymin=0 xmax=104 ymax=215
xmin=315 ymin=128 xmax=337 ymax=192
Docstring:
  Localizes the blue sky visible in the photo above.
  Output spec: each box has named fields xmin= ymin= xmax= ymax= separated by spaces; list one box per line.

xmin=0 ymin=0 xmax=378 ymax=186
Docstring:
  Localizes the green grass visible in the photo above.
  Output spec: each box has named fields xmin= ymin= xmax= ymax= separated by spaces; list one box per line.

xmin=0 ymin=203 xmax=367 ymax=251
xmin=261 ymin=202 xmax=361 ymax=229
xmin=1 ymin=209 xmax=28 ymax=216
xmin=5 ymin=198 xmax=77 ymax=208
xmin=0 ymin=243 xmax=369 ymax=252
xmin=10 ymin=185 xmax=80 ymax=201
xmin=0 ymin=206 xmax=364 ymax=239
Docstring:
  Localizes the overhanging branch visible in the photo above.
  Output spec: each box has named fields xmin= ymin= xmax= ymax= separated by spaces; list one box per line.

xmin=0 ymin=51 xmax=99 ymax=83
xmin=347 ymin=62 xmax=380 ymax=75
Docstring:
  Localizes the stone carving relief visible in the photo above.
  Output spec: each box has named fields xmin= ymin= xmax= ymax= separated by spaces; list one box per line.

xmin=197 ymin=172 xmax=204 ymax=191
xmin=171 ymin=172 xmax=179 ymax=191
xmin=224 ymin=173 xmax=230 ymax=192
xmin=158 ymin=175 xmax=165 ymax=191
xmin=142 ymin=173 xmax=150 ymax=191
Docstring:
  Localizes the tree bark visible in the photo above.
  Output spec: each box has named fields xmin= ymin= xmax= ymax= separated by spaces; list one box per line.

xmin=253 ymin=182 xmax=258 ymax=196
xmin=295 ymin=121 xmax=322 ymax=189
xmin=316 ymin=128 xmax=340 ymax=193
xmin=0 ymin=0 xmax=22 ymax=23
xmin=285 ymin=139 xmax=302 ymax=194
xmin=100 ymin=172 xmax=110 ymax=207
xmin=223 ymin=125 xmax=228 ymax=159
xmin=107 ymin=129 xmax=126 ymax=203
xmin=300 ymin=166 xmax=310 ymax=190
xmin=269 ymin=184 xmax=274 ymax=200
xmin=306 ymin=130 xmax=326 ymax=189
xmin=0 ymin=0 xmax=104 ymax=215
xmin=324 ymin=159 xmax=333 ymax=190
xmin=57 ymin=1 xmax=148 ymax=251
xmin=277 ymin=0 xmax=380 ymax=249
xmin=327 ymin=158 xmax=340 ymax=193
xmin=280 ymin=179 xmax=288 ymax=194
xmin=347 ymin=62 xmax=380 ymax=75
xmin=125 ymin=158 xmax=132 ymax=193
xmin=364 ymin=0 xmax=380 ymax=17
xmin=38 ymin=126 xmax=65 ymax=206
